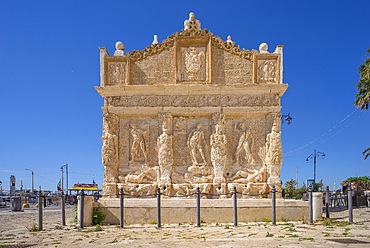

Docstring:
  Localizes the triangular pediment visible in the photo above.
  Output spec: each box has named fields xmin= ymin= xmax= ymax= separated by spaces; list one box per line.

xmin=99 ymin=12 xmax=283 ymax=86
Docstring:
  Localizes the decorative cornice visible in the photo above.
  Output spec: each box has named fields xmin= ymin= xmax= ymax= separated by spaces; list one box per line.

xmin=127 ymin=28 xmax=253 ymax=62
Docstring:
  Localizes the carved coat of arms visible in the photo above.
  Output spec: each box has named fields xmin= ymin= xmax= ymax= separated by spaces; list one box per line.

xmin=184 ymin=47 xmax=205 ymax=80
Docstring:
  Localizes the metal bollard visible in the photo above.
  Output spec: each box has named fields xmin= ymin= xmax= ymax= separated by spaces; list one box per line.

xmin=196 ymin=187 xmax=200 ymax=227
xmin=61 ymin=192 xmax=66 ymax=226
xmin=157 ymin=188 xmax=161 ymax=228
xmin=348 ymin=186 xmax=353 ymax=223
xmin=233 ymin=186 xmax=238 ymax=226
xmin=308 ymin=185 xmax=313 ymax=225
xmin=120 ymin=188 xmax=124 ymax=228
xmin=79 ymin=190 xmax=84 ymax=229
xmin=272 ymin=185 xmax=276 ymax=225
xmin=325 ymin=186 xmax=330 ymax=218
xmin=38 ymin=187 xmax=43 ymax=231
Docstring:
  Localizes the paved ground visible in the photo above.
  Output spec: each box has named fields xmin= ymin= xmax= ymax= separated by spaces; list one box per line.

xmin=0 ymin=204 xmax=370 ymax=247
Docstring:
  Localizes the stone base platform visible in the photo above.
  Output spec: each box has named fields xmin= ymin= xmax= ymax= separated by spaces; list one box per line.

xmin=93 ymin=198 xmax=309 ymax=225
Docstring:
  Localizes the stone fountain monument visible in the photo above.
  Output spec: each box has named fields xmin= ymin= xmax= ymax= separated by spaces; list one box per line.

xmin=92 ymin=13 xmax=308 ymax=225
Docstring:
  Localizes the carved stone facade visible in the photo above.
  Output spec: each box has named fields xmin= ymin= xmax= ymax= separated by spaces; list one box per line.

xmin=96 ymin=13 xmax=288 ymax=198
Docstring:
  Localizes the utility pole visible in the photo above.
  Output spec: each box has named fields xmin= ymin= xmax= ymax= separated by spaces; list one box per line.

xmin=61 ymin=166 xmax=64 ymax=194
xmin=25 ymin=169 xmax=35 ymax=195
xmin=296 ymin=166 xmax=298 ymax=189
xmin=65 ymin=164 xmax=69 ymax=196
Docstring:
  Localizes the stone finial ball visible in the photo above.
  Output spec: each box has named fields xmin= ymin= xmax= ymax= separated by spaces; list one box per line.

xmin=115 ymin=41 xmax=125 ymax=51
xmin=259 ymin=42 xmax=268 ymax=53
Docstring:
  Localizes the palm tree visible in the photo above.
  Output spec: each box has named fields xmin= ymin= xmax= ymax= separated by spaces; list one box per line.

xmin=355 ymin=49 xmax=370 ymax=159
xmin=355 ymin=49 xmax=370 ymax=110
xmin=363 ymin=147 xmax=370 ymax=160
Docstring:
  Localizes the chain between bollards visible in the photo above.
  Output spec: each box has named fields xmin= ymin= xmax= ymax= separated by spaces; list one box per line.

xmin=157 ymin=188 xmax=161 ymax=228
xmin=348 ymin=185 xmax=353 ymax=223
xmin=79 ymin=190 xmax=85 ymax=229
xmin=120 ymin=188 xmax=124 ymax=228
xmin=196 ymin=187 xmax=200 ymax=227
xmin=272 ymin=185 xmax=276 ymax=225
xmin=308 ymin=184 xmax=313 ymax=225
xmin=233 ymin=186 xmax=238 ymax=226
xmin=325 ymin=186 xmax=330 ymax=218
xmin=38 ymin=187 xmax=43 ymax=231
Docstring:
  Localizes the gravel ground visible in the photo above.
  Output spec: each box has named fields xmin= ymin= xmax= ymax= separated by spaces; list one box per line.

xmin=0 ymin=204 xmax=370 ymax=247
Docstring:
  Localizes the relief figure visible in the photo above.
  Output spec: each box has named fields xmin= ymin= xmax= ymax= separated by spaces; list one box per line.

xmin=130 ymin=125 xmax=148 ymax=163
xmin=188 ymin=123 xmax=208 ymax=165
xmin=235 ymin=123 xmax=255 ymax=166
xmin=123 ymin=165 xmax=156 ymax=184
xmin=230 ymin=167 xmax=266 ymax=184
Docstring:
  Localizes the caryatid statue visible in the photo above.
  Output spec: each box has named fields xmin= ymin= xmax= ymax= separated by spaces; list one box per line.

xmin=266 ymin=118 xmax=283 ymax=185
xmin=102 ymin=112 xmax=119 ymax=183
xmin=157 ymin=115 xmax=174 ymax=187
xmin=210 ymin=123 xmax=227 ymax=184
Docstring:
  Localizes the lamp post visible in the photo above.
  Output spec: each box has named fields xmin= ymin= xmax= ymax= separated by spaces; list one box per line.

xmin=25 ymin=169 xmax=34 ymax=195
xmin=60 ymin=164 xmax=69 ymax=196
xmin=281 ymin=113 xmax=293 ymax=125
xmin=306 ymin=149 xmax=325 ymax=185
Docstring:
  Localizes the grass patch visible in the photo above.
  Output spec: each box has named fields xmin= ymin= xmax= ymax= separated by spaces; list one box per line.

xmin=95 ymin=224 xmax=103 ymax=231
xmin=150 ymin=220 xmax=157 ymax=225
xmin=322 ymin=232 xmax=330 ymax=237
xmin=322 ymin=218 xmax=351 ymax=227
xmin=27 ymin=223 xmax=39 ymax=232
xmin=110 ymin=238 xmax=118 ymax=243
xmin=288 ymin=234 xmax=299 ymax=238
xmin=299 ymin=237 xmax=314 ymax=241
xmin=262 ymin=217 xmax=272 ymax=223
xmin=266 ymin=232 xmax=274 ymax=237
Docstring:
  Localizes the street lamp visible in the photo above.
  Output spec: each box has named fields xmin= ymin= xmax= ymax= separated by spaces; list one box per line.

xmin=25 ymin=168 xmax=34 ymax=195
xmin=281 ymin=113 xmax=293 ymax=125
xmin=306 ymin=149 xmax=325 ymax=185
xmin=61 ymin=164 xmax=68 ymax=195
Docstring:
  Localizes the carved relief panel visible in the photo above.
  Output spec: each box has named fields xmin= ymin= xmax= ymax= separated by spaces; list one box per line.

xmin=257 ymin=60 xmax=277 ymax=83
xmin=107 ymin=62 xmax=127 ymax=85
xmin=178 ymin=46 xmax=207 ymax=82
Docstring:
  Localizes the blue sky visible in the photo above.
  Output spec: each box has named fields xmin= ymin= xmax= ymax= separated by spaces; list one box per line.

xmin=1 ymin=1 xmax=369 ymax=192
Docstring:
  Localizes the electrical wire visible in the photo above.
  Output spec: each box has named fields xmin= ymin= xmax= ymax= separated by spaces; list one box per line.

xmin=283 ymin=108 xmax=360 ymax=156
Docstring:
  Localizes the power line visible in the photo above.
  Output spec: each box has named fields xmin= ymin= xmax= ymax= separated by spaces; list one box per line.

xmin=284 ymin=108 xmax=360 ymax=156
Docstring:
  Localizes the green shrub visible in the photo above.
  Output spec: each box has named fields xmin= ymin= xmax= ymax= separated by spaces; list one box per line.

xmin=92 ymin=207 xmax=105 ymax=225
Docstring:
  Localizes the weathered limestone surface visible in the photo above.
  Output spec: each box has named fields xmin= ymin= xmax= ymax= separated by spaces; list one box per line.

xmin=96 ymin=12 xmax=288 ymax=200
xmin=97 ymin=198 xmax=309 ymax=225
